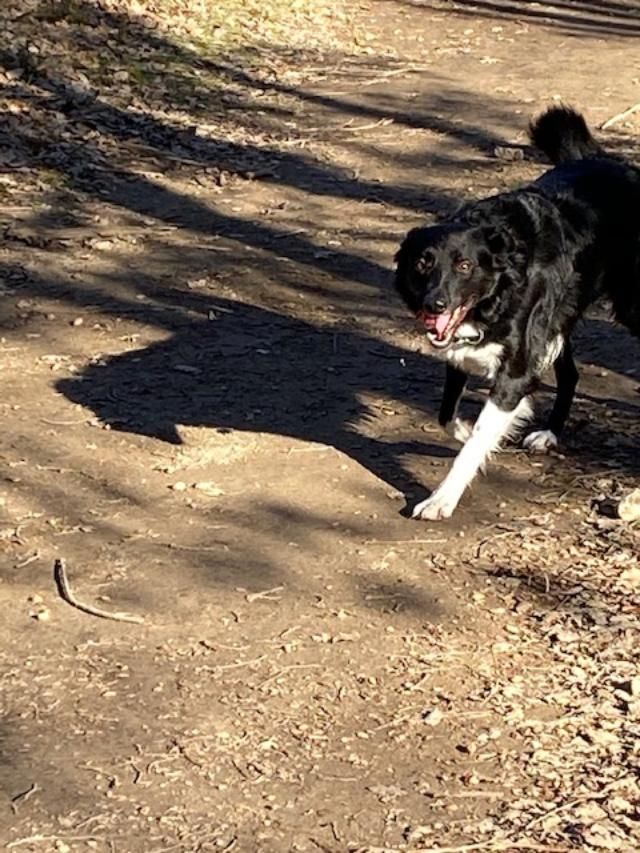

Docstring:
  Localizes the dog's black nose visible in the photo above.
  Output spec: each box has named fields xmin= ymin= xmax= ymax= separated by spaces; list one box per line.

xmin=424 ymin=299 xmax=447 ymax=314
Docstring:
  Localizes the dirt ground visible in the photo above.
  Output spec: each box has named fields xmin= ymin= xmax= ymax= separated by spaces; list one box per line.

xmin=1 ymin=1 xmax=640 ymax=851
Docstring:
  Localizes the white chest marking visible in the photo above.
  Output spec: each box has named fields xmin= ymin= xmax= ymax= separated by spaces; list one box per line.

xmin=446 ymin=333 xmax=564 ymax=380
xmin=446 ymin=341 xmax=505 ymax=381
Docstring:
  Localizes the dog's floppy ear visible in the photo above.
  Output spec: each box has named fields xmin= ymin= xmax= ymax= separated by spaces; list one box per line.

xmin=394 ymin=228 xmax=436 ymax=289
xmin=394 ymin=228 xmax=421 ymax=304
xmin=394 ymin=227 xmax=437 ymax=312
xmin=394 ymin=227 xmax=421 ymax=265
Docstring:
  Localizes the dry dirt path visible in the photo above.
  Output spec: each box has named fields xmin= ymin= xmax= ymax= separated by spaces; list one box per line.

xmin=1 ymin=2 xmax=639 ymax=851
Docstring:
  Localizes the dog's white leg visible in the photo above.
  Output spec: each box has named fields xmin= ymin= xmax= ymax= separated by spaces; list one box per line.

xmin=413 ymin=397 xmax=532 ymax=521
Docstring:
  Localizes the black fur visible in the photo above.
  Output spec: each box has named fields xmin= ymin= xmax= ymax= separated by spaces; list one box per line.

xmin=394 ymin=105 xmax=640 ymax=517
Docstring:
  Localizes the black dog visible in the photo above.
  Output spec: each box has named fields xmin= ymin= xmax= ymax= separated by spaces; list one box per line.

xmin=394 ymin=106 xmax=640 ymax=520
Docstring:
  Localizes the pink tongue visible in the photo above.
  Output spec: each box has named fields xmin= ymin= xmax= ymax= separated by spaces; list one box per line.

xmin=434 ymin=312 xmax=452 ymax=337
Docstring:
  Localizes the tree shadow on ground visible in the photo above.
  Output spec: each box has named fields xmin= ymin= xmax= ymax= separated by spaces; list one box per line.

xmin=0 ymin=65 xmax=517 ymax=228
xmin=0 ymin=51 xmax=525 ymax=307
xmin=0 ymin=0 xmax=524 ymax=226
xmin=390 ymin=0 xmax=640 ymax=39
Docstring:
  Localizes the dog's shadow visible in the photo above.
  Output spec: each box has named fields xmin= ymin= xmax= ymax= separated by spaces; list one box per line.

xmin=57 ymin=301 xmax=640 ymax=513
xmin=58 ymin=297 xmax=455 ymax=505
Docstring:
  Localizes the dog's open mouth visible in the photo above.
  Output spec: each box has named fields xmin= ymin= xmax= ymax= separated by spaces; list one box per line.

xmin=418 ymin=301 xmax=475 ymax=349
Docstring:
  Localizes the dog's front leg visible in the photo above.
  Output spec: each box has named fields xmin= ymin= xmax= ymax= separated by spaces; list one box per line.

xmin=413 ymin=395 xmax=532 ymax=520
xmin=439 ymin=364 xmax=472 ymax=443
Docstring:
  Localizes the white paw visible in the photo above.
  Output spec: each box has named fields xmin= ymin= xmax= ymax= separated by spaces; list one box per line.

xmin=523 ymin=429 xmax=559 ymax=454
xmin=445 ymin=417 xmax=474 ymax=444
xmin=412 ymin=489 xmax=459 ymax=521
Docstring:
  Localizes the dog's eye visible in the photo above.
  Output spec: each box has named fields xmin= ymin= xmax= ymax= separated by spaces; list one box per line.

xmin=455 ymin=259 xmax=473 ymax=275
xmin=416 ymin=252 xmax=434 ymax=275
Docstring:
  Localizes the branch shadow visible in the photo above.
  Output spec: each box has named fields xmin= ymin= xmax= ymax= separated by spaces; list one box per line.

xmin=390 ymin=0 xmax=640 ymax=39
xmin=0 ymin=0 xmax=541 ymax=239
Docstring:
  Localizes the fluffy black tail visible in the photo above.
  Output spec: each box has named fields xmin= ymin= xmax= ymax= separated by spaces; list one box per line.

xmin=529 ymin=106 xmax=603 ymax=164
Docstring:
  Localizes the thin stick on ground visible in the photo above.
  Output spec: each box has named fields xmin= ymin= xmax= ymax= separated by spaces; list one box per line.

xmin=10 ymin=783 xmax=39 ymax=814
xmin=418 ymin=846 xmax=570 ymax=853
xmin=53 ymin=558 xmax=145 ymax=624
xmin=523 ymin=780 xmax=622 ymax=832
xmin=8 ymin=835 xmax=101 ymax=849
xmin=363 ymin=538 xmax=447 ymax=545
xmin=339 ymin=118 xmax=394 ymax=133
xmin=246 ymin=586 xmax=284 ymax=603
xmin=600 ymin=102 xmax=640 ymax=130
xmin=394 ymin=841 xmax=573 ymax=853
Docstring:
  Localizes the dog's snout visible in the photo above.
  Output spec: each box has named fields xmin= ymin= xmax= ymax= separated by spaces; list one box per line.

xmin=424 ymin=298 xmax=447 ymax=314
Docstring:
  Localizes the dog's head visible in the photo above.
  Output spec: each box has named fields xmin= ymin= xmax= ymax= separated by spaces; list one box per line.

xmin=394 ymin=217 xmax=526 ymax=350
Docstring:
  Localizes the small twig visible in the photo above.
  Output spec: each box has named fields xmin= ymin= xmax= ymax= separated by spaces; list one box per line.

xmin=600 ymin=102 xmax=640 ymax=130
xmin=79 ymin=763 xmax=118 ymax=789
xmin=475 ymin=528 xmax=520 ymax=558
xmin=404 ymin=841 xmax=572 ymax=853
xmin=216 ymin=654 xmax=267 ymax=671
xmin=53 ymin=559 xmax=145 ymax=624
xmin=310 ymin=838 xmax=333 ymax=853
xmin=315 ymin=773 xmax=359 ymax=782
xmin=15 ymin=552 xmax=39 ymax=568
xmin=71 ymin=815 xmax=107 ymax=832
xmin=10 ymin=783 xmax=39 ymax=814
xmin=339 ymin=118 xmax=394 ymax=133
xmin=41 ymin=418 xmax=89 ymax=426
xmin=231 ymin=758 xmax=250 ymax=779
xmin=363 ymin=538 xmax=447 ymax=545
xmin=165 ymin=541 xmax=229 ymax=552
xmin=364 ymin=593 xmax=406 ymax=601
xmin=246 ymin=586 xmax=284 ymax=603
xmin=327 ymin=821 xmax=341 ymax=842
xmin=8 ymin=836 xmax=100 ymax=849
xmin=353 ymin=63 xmax=431 ymax=87
xmin=523 ymin=781 xmax=621 ymax=831
xmin=278 ymin=625 xmax=301 ymax=639
xmin=171 ymin=739 xmax=204 ymax=768
xmin=129 ymin=761 xmax=142 ymax=784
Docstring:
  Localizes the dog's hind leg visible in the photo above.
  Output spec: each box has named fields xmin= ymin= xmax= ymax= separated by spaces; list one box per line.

xmin=439 ymin=364 xmax=472 ymax=443
xmin=524 ymin=341 xmax=578 ymax=453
